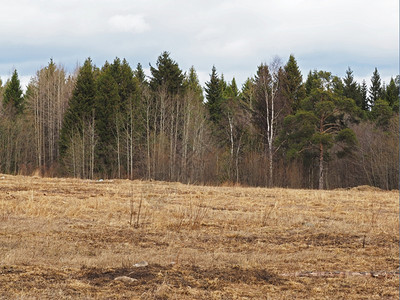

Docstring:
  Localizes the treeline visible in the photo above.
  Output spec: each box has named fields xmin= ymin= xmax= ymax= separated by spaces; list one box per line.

xmin=0 ymin=53 xmax=398 ymax=189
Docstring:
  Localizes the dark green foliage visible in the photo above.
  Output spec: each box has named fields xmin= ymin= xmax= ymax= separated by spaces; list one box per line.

xmin=281 ymin=110 xmax=318 ymax=159
xmin=184 ymin=66 xmax=203 ymax=101
xmin=3 ymin=69 xmax=24 ymax=115
xmin=335 ymin=128 xmax=357 ymax=158
xmin=282 ymin=55 xmax=305 ymax=112
xmin=223 ymin=77 xmax=239 ymax=99
xmin=385 ymin=77 xmax=399 ymax=111
xmin=231 ymin=78 xmax=239 ymax=98
xmin=60 ymin=58 xmax=96 ymax=157
xmin=205 ymin=65 xmax=224 ymax=123
xmin=108 ymin=58 xmax=136 ymax=110
xmin=332 ymin=76 xmax=344 ymax=97
xmin=95 ymin=68 xmax=120 ymax=173
xmin=241 ymin=78 xmax=254 ymax=108
xmin=305 ymin=70 xmax=335 ymax=97
xmin=305 ymin=70 xmax=321 ymax=96
xmin=150 ymin=51 xmax=184 ymax=95
xmin=1 ymin=52 xmax=397 ymax=189
xmin=342 ymin=68 xmax=360 ymax=105
xmin=135 ymin=63 xmax=147 ymax=85
xmin=370 ymin=99 xmax=393 ymax=128
xmin=359 ymin=80 xmax=369 ymax=111
xmin=369 ymin=68 xmax=382 ymax=106
xmin=219 ymin=74 xmax=228 ymax=94
xmin=280 ymin=71 xmax=358 ymax=189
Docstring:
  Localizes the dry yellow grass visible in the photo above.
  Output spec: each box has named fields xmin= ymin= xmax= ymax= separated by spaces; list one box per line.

xmin=0 ymin=174 xmax=398 ymax=299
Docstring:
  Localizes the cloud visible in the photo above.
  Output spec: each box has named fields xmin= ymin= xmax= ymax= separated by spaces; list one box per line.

xmin=108 ymin=14 xmax=150 ymax=33
xmin=0 ymin=0 xmax=397 ymax=88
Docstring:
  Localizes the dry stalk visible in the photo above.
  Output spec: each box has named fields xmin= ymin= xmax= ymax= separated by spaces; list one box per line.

xmin=261 ymin=201 xmax=278 ymax=226
xmin=129 ymin=185 xmax=134 ymax=226
xmin=135 ymin=188 xmax=143 ymax=228
xmin=172 ymin=196 xmax=209 ymax=230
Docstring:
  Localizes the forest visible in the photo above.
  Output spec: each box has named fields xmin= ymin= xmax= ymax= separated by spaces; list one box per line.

xmin=0 ymin=52 xmax=398 ymax=190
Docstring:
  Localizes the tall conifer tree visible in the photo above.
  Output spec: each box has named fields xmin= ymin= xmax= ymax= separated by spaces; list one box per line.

xmin=95 ymin=67 xmax=120 ymax=175
xmin=385 ymin=77 xmax=399 ymax=111
xmin=280 ymin=71 xmax=357 ymax=189
xmin=150 ymin=51 xmax=184 ymax=95
xmin=359 ymin=80 xmax=369 ymax=111
xmin=59 ymin=58 xmax=96 ymax=157
xmin=369 ymin=67 xmax=382 ymax=106
xmin=3 ymin=69 xmax=24 ymax=115
xmin=205 ymin=66 xmax=223 ymax=123
xmin=282 ymin=55 xmax=305 ymax=112
xmin=343 ymin=67 xmax=361 ymax=107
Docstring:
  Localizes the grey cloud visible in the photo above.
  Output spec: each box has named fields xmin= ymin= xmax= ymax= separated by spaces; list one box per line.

xmin=0 ymin=0 xmax=397 ymax=88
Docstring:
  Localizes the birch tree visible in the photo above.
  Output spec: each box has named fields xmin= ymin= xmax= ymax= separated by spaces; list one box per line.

xmin=252 ymin=58 xmax=287 ymax=187
xmin=26 ymin=60 xmax=74 ymax=173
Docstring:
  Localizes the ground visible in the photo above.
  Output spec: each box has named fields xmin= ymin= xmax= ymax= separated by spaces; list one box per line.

xmin=0 ymin=175 xmax=398 ymax=299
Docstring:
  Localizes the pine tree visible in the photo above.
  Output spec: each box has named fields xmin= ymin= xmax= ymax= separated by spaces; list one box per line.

xmin=3 ymin=69 xmax=24 ymax=115
xmin=305 ymin=70 xmax=321 ymax=96
xmin=370 ymin=99 xmax=392 ymax=128
xmin=280 ymin=71 xmax=357 ymax=189
xmin=332 ymin=76 xmax=344 ymax=96
xmin=282 ymin=55 xmax=305 ymax=112
xmin=205 ymin=65 xmax=223 ymax=123
xmin=369 ymin=67 xmax=382 ymax=106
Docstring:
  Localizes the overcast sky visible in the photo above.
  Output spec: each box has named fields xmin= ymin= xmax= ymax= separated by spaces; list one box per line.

xmin=0 ymin=0 xmax=398 ymax=90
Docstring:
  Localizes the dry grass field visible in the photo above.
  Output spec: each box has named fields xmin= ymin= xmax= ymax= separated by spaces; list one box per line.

xmin=0 ymin=174 xmax=398 ymax=299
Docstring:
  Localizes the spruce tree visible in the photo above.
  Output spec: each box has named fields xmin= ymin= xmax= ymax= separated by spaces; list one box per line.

xmin=109 ymin=58 xmax=136 ymax=110
xmin=60 ymin=58 xmax=96 ymax=157
xmin=385 ymin=77 xmax=399 ymax=111
xmin=95 ymin=67 xmax=120 ymax=175
xmin=282 ymin=55 xmax=305 ymax=112
xmin=3 ymin=69 xmax=24 ymax=115
xmin=343 ymin=67 xmax=361 ymax=107
xmin=369 ymin=67 xmax=382 ymax=106
xmin=135 ymin=63 xmax=147 ymax=85
xmin=219 ymin=74 xmax=227 ymax=94
xmin=150 ymin=51 xmax=184 ymax=95
xmin=184 ymin=66 xmax=203 ymax=101
xmin=359 ymin=80 xmax=369 ymax=111
xmin=229 ymin=77 xmax=239 ymax=98
xmin=204 ymin=65 xmax=223 ymax=123
xmin=241 ymin=78 xmax=254 ymax=109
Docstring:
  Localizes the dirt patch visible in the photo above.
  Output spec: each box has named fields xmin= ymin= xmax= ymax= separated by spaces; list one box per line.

xmin=350 ymin=185 xmax=383 ymax=192
xmin=78 ymin=264 xmax=282 ymax=291
xmin=79 ymin=264 xmax=167 ymax=286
